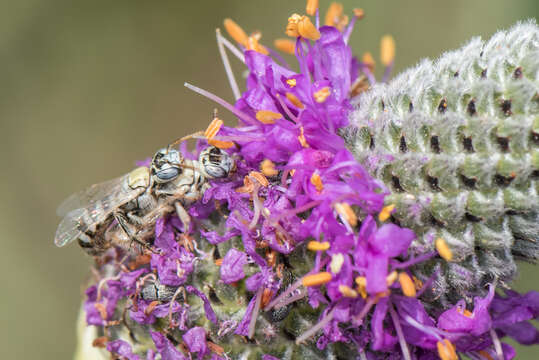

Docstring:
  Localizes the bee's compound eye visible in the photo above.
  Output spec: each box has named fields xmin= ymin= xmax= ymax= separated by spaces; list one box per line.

xmin=155 ymin=166 xmax=181 ymax=182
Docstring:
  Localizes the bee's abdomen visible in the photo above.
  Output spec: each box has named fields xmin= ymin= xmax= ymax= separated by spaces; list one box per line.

xmin=343 ymin=21 xmax=538 ymax=303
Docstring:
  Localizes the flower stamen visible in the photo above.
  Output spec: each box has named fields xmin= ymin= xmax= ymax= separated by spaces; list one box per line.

xmin=256 ymin=110 xmax=283 ymax=124
xmin=399 ymin=272 xmax=417 ymax=297
xmin=298 ymin=126 xmax=309 ymax=148
xmin=378 ymin=204 xmax=395 ymax=221
xmin=339 ymin=284 xmax=358 ymax=298
xmin=334 ymin=202 xmax=357 ymax=227
xmin=260 ymin=159 xmax=278 ymax=177
xmin=306 ymin=0 xmax=318 ymax=16
xmin=314 ymin=86 xmax=331 ymax=103
xmin=437 ymin=339 xmax=458 ymax=360
xmin=307 ymin=240 xmax=330 ymax=251
xmin=274 ymin=38 xmax=296 ymax=54
xmin=435 ymin=238 xmax=453 ymax=261
xmin=223 ymin=18 xmax=248 ymax=46
xmin=286 ymin=92 xmax=305 ymax=109
xmin=302 ymin=272 xmax=332 ymax=287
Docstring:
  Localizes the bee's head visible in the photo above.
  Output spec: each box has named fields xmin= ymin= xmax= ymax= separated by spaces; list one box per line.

xmin=199 ymin=146 xmax=235 ymax=179
xmin=151 ymin=148 xmax=184 ymax=183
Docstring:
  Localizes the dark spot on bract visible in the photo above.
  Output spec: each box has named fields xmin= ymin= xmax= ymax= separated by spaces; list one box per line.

xmin=463 ymin=137 xmax=474 ymax=152
xmin=208 ymin=286 xmax=223 ymax=305
xmin=497 ymin=136 xmax=510 ymax=152
xmin=390 ymin=215 xmax=401 ymax=227
xmin=532 ymin=131 xmax=539 ymax=145
xmin=429 ymin=214 xmax=445 ymax=227
xmin=391 ymin=176 xmax=404 ymax=192
xmin=531 ymin=170 xmax=539 ymax=179
xmin=409 ymin=102 xmax=414 ymax=113
xmin=430 ymin=136 xmax=440 ymax=153
xmin=501 ymin=99 xmax=512 ymax=116
xmin=399 ymin=136 xmax=408 ymax=153
xmin=459 ymin=174 xmax=477 ymax=189
xmin=369 ymin=134 xmax=375 ymax=150
xmin=438 ymin=98 xmax=448 ymax=113
xmin=494 ymin=174 xmax=514 ymax=187
xmin=479 ymin=51 xmax=484 ymax=57
xmin=381 ymin=100 xmax=385 ymax=111
xmin=465 ymin=212 xmax=482 ymax=222
xmin=513 ymin=67 xmax=522 ymax=79
xmin=481 ymin=69 xmax=487 ymax=78
xmin=453 ymin=71 xmax=459 ymax=77
xmin=467 ymin=99 xmax=476 ymax=116
xmin=427 ymin=175 xmax=442 ymax=192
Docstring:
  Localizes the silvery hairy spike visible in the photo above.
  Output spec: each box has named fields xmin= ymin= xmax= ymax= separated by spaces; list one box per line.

xmin=55 ymin=146 xmax=234 ymax=255
xmin=342 ymin=21 xmax=538 ymax=304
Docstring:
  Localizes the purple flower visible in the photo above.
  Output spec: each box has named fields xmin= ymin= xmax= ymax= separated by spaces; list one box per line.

xmin=106 ymin=340 xmax=140 ymax=360
xmin=151 ymin=331 xmax=186 ymax=360
xmin=220 ymin=248 xmax=248 ymax=283
xmin=182 ymin=327 xmax=208 ymax=357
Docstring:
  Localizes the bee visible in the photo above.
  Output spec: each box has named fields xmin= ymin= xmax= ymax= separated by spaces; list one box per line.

xmin=55 ymin=145 xmax=234 ymax=255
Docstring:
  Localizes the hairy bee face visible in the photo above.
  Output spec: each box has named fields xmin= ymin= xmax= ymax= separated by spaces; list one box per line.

xmin=151 ymin=148 xmax=184 ymax=183
xmin=199 ymin=146 xmax=235 ymax=179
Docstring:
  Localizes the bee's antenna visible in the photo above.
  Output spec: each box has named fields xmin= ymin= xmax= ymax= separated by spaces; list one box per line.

xmin=165 ymin=109 xmax=220 ymax=154
xmin=166 ymin=131 xmax=205 ymax=154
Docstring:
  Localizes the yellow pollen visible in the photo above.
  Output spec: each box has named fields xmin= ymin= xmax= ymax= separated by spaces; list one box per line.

xmin=208 ymin=138 xmax=235 ymax=149
xmin=302 ymin=272 xmax=332 ymax=287
xmin=338 ymin=285 xmax=358 ymax=298
xmin=330 ymin=253 xmax=345 ymax=273
xmin=357 ymin=285 xmax=367 ymax=299
xmin=274 ymin=38 xmax=296 ymax=54
xmin=260 ymin=159 xmax=278 ymax=177
xmin=437 ymin=339 xmax=458 ymax=360
xmin=306 ymin=0 xmax=319 ymax=16
xmin=286 ymin=14 xmax=320 ymax=41
xmin=256 ymin=110 xmax=282 ymax=124
xmin=214 ymin=258 xmax=223 ymax=266
xmin=307 ymin=241 xmax=330 ymax=251
xmin=286 ymin=14 xmax=302 ymax=38
xmin=353 ymin=8 xmax=365 ymax=19
xmin=204 ymin=117 xmax=223 ymax=139
xmin=223 ymin=18 xmax=248 ymax=46
xmin=298 ymin=126 xmax=309 ymax=148
xmin=290 ymin=169 xmax=296 ymax=176
xmin=355 ymin=276 xmax=367 ymax=287
xmin=334 ymin=202 xmax=357 ymax=227
xmin=314 ymin=87 xmax=331 ymax=103
xmin=386 ymin=271 xmax=398 ymax=286
xmin=399 ymin=273 xmax=416 ymax=297
xmin=249 ymin=171 xmax=269 ymax=187
xmin=286 ymin=92 xmax=304 ymax=109
xmin=286 ymin=78 xmax=297 ymax=87
xmin=378 ymin=204 xmax=395 ymax=222
xmin=435 ymin=238 xmax=453 ymax=262
xmin=310 ymin=172 xmax=323 ymax=192
xmin=380 ymin=35 xmax=396 ymax=67
xmin=325 ymin=2 xmax=348 ymax=31
xmin=362 ymin=52 xmax=375 ymax=72
xmin=412 ymin=276 xmax=423 ymax=291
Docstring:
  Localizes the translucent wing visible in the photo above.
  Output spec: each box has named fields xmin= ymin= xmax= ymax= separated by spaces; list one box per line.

xmin=56 ymin=176 xmax=125 ymax=217
xmin=54 ymin=176 xmax=146 ymax=247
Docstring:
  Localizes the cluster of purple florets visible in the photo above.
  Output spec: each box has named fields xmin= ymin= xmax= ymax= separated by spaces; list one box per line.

xmin=84 ymin=4 xmax=538 ymax=360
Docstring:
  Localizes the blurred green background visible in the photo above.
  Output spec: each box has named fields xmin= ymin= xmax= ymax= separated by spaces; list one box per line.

xmin=0 ymin=0 xmax=537 ymax=358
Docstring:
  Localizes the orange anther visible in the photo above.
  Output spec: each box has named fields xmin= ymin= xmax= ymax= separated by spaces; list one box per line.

xmin=435 ymin=238 xmax=453 ymax=262
xmin=325 ymin=2 xmax=348 ymax=31
xmin=386 ymin=271 xmax=398 ymax=286
xmin=261 ymin=288 xmax=274 ymax=308
xmin=286 ymin=92 xmax=304 ymax=109
xmin=298 ymin=126 xmax=309 ymax=148
xmin=223 ymin=18 xmax=248 ymax=46
xmin=353 ymin=8 xmax=365 ymax=19
xmin=286 ymin=78 xmax=297 ymax=87
xmin=208 ymin=138 xmax=235 ymax=149
xmin=378 ymin=204 xmax=395 ymax=222
xmin=249 ymin=171 xmax=269 ymax=187
xmin=399 ymin=272 xmax=416 ymax=297
xmin=205 ymin=117 xmax=223 ymax=139
xmin=297 ymin=16 xmax=321 ymax=40
xmin=307 ymin=241 xmax=330 ymax=251
xmin=286 ymin=14 xmax=320 ymax=40
xmin=314 ymin=87 xmax=331 ymax=103
xmin=246 ymin=33 xmax=269 ymax=55
xmin=362 ymin=52 xmax=375 ymax=72
xmin=274 ymin=38 xmax=296 ymax=54
xmin=380 ymin=35 xmax=396 ymax=66
xmin=302 ymin=272 xmax=332 ymax=287
xmin=338 ymin=285 xmax=358 ymax=298
xmin=94 ymin=303 xmax=107 ymax=320
xmin=306 ymin=0 xmax=319 ymax=16
xmin=437 ymin=339 xmax=458 ymax=360
xmin=214 ymin=258 xmax=223 ymax=266
xmin=207 ymin=342 xmax=225 ymax=356
xmin=260 ymin=159 xmax=278 ymax=177
xmin=310 ymin=172 xmax=323 ymax=192
xmin=334 ymin=202 xmax=357 ymax=227
xmin=478 ymin=350 xmax=494 ymax=360
xmin=256 ymin=110 xmax=282 ymax=124
xmin=412 ymin=276 xmax=423 ymax=290
xmin=355 ymin=276 xmax=367 ymax=287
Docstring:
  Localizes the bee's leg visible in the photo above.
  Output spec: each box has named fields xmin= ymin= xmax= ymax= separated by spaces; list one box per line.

xmin=126 ymin=211 xmax=144 ymax=225
xmin=174 ymin=202 xmax=191 ymax=233
xmin=113 ymin=212 xmax=155 ymax=253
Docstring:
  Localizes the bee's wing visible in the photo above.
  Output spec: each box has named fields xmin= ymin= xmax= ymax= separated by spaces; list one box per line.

xmin=54 ymin=176 xmax=145 ymax=247
xmin=56 ymin=176 xmax=125 ymax=217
